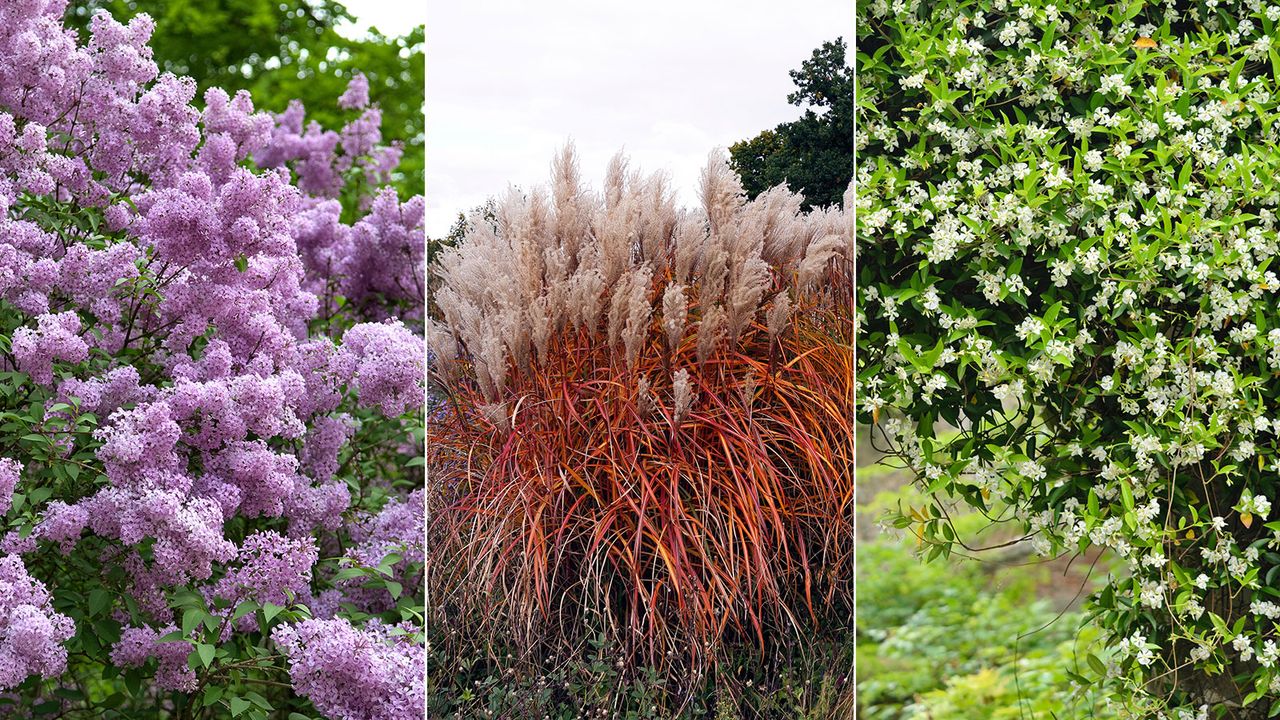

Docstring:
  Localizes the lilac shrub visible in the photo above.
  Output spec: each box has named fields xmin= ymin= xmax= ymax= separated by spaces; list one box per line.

xmin=0 ymin=1 xmax=424 ymax=718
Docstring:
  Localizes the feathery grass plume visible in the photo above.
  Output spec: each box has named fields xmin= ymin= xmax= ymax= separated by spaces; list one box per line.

xmin=661 ymin=282 xmax=688 ymax=351
xmin=428 ymin=146 xmax=853 ymax=687
xmin=426 ymin=318 xmax=457 ymax=370
xmin=672 ymin=211 xmax=707 ymax=286
xmin=479 ymin=402 xmax=509 ymax=432
xmin=527 ymin=295 xmax=553 ymax=365
xmin=476 ymin=330 xmax=507 ymax=400
xmin=596 ymin=188 xmax=635 ymax=286
xmin=621 ymin=266 xmax=654 ymax=369
xmin=636 ymin=173 xmax=676 ymax=271
xmin=671 ymin=368 xmax=694 ymax=425
xmin=699 ymin=149 xmax=745 ymax=236
xmin=753 ymin=185 xmax=808 ymax=267
xmin=550 ymin=143 xmax=590 ymax=262
xmin=797 ymin=232 xmax=848 ymax=290
xmin=696 ymin=303 xmax=727 ymax=365
xmin=636 ymin=376 xmax=654 ymax=418
xmin=569 ymin=267 xmax=606 ymax=330
xmin=738 ymin=370 xmax=758 ymax=411
xmin=766 ymin=290 xmax=793 ymax=339
xmin=607 ymin=270 xmax=633 ymax=348
xmin=727 ymin=255 xmax=771 ymax=343
xmin=699 ymin=242 xmax=730 ymax=307
xmin=604 ymin=152 xmax=629 ymax=209
xmin=510 ymin=189 xmax=551 ymax=308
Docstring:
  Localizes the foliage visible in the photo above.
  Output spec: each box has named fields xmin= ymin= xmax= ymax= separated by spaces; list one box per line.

xmin=427 ymin=147 xmax=853 ymax=699
xmin=857 ymin=0 xmax=1280 ymax=715
xmin=0 ymin=2 xmax=423 ymax=717
xmin=857 ymin=486 xmax=1120 ymax=720
xmin=729 ymin=38 xmax=852 ymax=211
xmin=427 ymin=619 xmax=851 ymax=719
xmin=64 ymin=0 xmax=424 ymax=198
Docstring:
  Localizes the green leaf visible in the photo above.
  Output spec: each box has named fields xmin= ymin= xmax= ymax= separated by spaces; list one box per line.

xmin=233 ymin=600 xmax=260 ymax=621
xmin=262 ymin=602 xmax=284 ymax=623
xmin=1086 ymin=653 xmax=1107 ymax=676
xmin=245 ymin=691 xmax=273 ymax=710
xmin=196 ymin=642 xmax=215 ymax=668
xmin=88 ymin=588 xmax=112 ymax=617
xmin=203 ymin=685 xmax=225 ymax=707
xmin=182 ymin=608 xmax=203 ymax=637
xmin=1178 ymin=159 xmax=1193 ymax=187
xmin=1210 ymin=612 xmax=1230 ymax=638
xmin=230 ymin=697 xmax=251 ymax=717
xmin=333 ymin=567 xmax=368 ymax=583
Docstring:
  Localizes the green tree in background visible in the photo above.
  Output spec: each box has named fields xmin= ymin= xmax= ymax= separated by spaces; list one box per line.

xmin=65 ymin=0 xmax=423 ymax=196
xmin=729 ymin=38 xmax=852 ymax=211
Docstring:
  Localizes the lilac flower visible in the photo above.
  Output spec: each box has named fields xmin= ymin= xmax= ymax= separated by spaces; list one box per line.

xmin=337 ymin=490 xmax=423 ymax=613
xmin=11 ymin=312 xmax=89 ymax=386
xmin=337 ymin=73 xmax=370 ymax=110
xmin=110 ymin=624 xmax=197 ymax=692
xmin=273 ymin=618 xmax=424 ymax=720
xmin=0 ymin=460 xmax=18 ymax=516
xmin=343 ymin=321 xmax=425 ymax=418
xmin=34 ymin=501 xmax=87 ymax=554
xmin=0 ymin=556 xmax=75 ymax=690
xmin=211 ymin=530 xmax=318 ymax=608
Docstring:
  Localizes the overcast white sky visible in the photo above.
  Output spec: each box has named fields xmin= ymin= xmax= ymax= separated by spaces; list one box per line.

xmin=338 ymin=0 xmax=425 ymax=39
xmin=420 ymin=0 xmax=850 ymax=236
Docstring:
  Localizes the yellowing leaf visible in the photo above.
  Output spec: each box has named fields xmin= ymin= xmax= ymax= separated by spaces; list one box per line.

xmin=1133 ymin=36 xmax=1157 ymax=49
xmin=1242 ymin=513 xmax=1254 ymax=529
xmin=872 ymin=406 xmax=880 ymax=424
xmin=1185 ymin=528 xmax=1195 ymax=540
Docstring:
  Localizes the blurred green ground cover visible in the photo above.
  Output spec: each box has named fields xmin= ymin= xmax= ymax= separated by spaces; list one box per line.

xmin=857 ymin=482 xmax=1125 ymax=719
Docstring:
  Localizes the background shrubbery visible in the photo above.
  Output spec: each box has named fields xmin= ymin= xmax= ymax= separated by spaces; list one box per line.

xmin=857 ymin=460 xmax=1122 ymax=719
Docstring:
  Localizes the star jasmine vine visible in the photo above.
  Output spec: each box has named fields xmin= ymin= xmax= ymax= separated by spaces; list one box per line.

xmin=859 ymin=0 xmax=1280 ymax=715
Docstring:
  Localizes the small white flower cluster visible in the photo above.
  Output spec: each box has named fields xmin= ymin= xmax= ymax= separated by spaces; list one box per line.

xmin=1237 ymin=490 xmax=1272 ymax=520
xmin=1117 ymin=631 xmax=1157 ymax=667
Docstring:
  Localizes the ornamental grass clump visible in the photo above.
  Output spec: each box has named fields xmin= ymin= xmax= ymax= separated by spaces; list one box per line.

xmin=859 ymin=0 xmax=1280 ymax=715
xmin=428 ymin=146 xmax=853 ymax=674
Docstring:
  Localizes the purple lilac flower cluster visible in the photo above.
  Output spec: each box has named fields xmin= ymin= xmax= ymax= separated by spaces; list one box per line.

xmin=255 ymin=77 xmax=423 ymax=323
xmin=335 ymin=489 xmax=424 ymax=613
xmin=0 ymin=556 xmax=75 ymax=690
xmin=110 ymin=623 xmax=197 ymax=692
xmin=0 ymin=460 xmax=19 ymax=516
xmin=273 ymin=617 xmax=424 ymax=720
